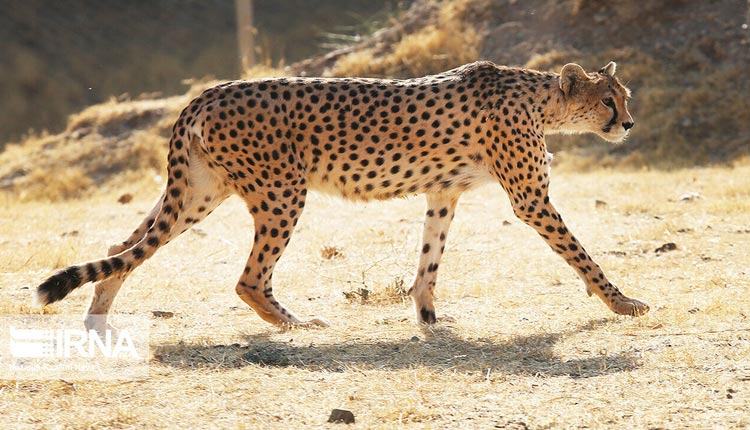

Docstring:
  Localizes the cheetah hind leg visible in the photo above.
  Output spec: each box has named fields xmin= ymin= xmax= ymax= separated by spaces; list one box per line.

xmin=84 ymin=140 xmax=230 ymax=333
xmin=234 ymin=187 xmax=328 ymax=328
xmin=83 ymin=196 xmax=164 ymax=334
xmin=84 ymin=191 xmax=228 ymax=333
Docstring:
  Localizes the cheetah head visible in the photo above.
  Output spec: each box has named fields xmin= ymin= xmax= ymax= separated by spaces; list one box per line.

xmin=558 ymin=61 xmax=634 ymax=143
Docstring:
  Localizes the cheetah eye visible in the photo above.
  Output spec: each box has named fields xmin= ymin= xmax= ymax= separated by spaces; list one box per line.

xmin=601 ymin=97 xmax=614 ymax=108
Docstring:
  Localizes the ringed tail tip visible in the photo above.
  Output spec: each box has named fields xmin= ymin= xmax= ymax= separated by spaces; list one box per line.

xmin=35 ymin=266 xmax=84 ymax=306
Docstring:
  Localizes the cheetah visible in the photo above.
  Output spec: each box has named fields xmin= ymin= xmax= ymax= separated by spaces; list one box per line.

xmin=36 ymin=60 xmax=649 ymax=331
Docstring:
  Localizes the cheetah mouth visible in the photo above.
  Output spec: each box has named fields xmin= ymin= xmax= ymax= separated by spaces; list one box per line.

xmin=601 ymin=129 xmax=628 ymax=143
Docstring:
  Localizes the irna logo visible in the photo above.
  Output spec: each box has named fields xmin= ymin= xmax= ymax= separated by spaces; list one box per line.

xmin=9 ymin=327 xmax=141 ymax=359
xmin=1 ymin=315 xmax=149 ymax=380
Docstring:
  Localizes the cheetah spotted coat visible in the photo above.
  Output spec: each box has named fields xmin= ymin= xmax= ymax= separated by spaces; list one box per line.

xmin=37 ymin=61 xmax=648 ymax=330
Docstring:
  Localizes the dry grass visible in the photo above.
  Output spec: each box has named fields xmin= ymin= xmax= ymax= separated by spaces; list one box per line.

xmin=1 ymin=165 xmax=749 ymax=429
xmin=0 ymin=95 xmax=184 ymax=202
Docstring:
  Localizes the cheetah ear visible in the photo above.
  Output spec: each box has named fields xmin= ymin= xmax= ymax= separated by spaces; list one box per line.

xmin=599 ymin=61 xmax=617 ymax=77
xmin=559 ymin=63 xmax=587 ymax=97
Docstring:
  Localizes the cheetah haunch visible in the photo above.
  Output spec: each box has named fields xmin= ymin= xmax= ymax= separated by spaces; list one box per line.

xmin=37 ymin=61 xmax=648 ymax=330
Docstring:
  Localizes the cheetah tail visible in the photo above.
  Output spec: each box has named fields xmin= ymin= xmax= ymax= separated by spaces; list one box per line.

xmin=35 ymin=103 xmax=196 ymax=307
xmin=35 ymin=257 xmax=128 ymax=306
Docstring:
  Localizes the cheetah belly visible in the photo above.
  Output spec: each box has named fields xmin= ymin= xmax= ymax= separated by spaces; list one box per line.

xmin=307 ymin=158 xmax=494 ymax=201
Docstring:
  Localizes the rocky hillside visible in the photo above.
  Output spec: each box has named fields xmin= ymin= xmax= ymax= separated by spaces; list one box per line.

xmin=294 ymin=0 xmax=750 ymax=166
xmin=0 ymin=0 xmax=406 ymax=145
xmin=1 ymin=0 xmax=748 ymax=201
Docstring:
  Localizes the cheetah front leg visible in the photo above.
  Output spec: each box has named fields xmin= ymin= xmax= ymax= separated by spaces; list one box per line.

xmin=409 ymin=193 xmax=459 ymax=324
xmin=509 ymin=188 xmax=649 ymax=316
xmin=234 ymin=185 xmax=328 ymax=328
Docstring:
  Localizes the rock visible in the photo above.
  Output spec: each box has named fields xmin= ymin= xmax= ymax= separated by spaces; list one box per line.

xmin=151 ymin=310 xmax=174 ymax=318
xmin=117 ymin=193 xmax=133 ymax=204
xmin=655 ymin=242 xmax=677 ymax=253
xmin=328 ymin=409 xmax=355 ymax=424
xmin=191 ymin=228 xmax=207 ymax=237
xmin=679 ymin=192 xmax=702 ymax=201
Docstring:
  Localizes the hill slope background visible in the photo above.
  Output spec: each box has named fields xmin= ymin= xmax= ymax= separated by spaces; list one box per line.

xmin=1 ymin=0 xmax=749 ymax=201
xmin=0 ymin=0 xmax=407 ymax=144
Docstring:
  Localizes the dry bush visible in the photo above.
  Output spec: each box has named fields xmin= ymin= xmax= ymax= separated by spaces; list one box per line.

xmin=375 ymin=277 xmax=410 ymax=305
xmin=327 ymin=0 xmax=481 ymax=78
xmin=12 ymin=167 xmax=94 ymax=202
xmin=343 ymin=277 xmax=409 ymax=305
xmin=525 ymin=49 xmax=583 ymax=71
xmin=0 ymin=95 xmax=181 ymax=202
xmin=3 ymin=124 xmax=208 ymax=204
xmin=0 ymin=303 xmax=60 ymax=315
xmin=388 ymin=21 xmax=481 ymax=77
xmin=0 ymin=61 xmax=297 ymax=204
xmin=241 ymin=64 xmax=290 ymax=80
xmin=66 ymin=96 xmax=173 ymax=136
xmin=320 ymin=245 xmax=345 ymax=260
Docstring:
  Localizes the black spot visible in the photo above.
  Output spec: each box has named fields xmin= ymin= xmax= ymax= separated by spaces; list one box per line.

xmin=85 ymin=263 xmax=97 ymax=282
xmin=100 ymin=260 xmax=113 ymax=276
xmin=111 ymin=257 xmax=124 ymax=271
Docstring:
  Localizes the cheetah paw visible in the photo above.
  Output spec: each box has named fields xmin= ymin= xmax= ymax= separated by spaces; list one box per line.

xmin=283 ymin=317 xmax=330 ymax=329
xmin=306 ymin=317 xmax=330 ymax=327
xmin=612 ymin=297 xmax=650 ymax=317
xmin=84 ymin=315 xmax=119 ymax=337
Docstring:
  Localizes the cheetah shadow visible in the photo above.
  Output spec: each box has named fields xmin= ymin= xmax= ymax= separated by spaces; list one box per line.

xmin=153 ymin=318 xmax=640 ymax=378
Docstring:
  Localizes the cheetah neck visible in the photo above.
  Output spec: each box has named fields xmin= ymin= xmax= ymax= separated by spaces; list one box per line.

xmin=486 ymin=68 xmax=571 ymax=137
xmin=532 ymin=76 xmax=571 ymax=135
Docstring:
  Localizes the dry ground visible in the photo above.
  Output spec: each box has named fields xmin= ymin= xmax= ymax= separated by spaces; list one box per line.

xmin=1 ymin=165 xmax=749 ymax=429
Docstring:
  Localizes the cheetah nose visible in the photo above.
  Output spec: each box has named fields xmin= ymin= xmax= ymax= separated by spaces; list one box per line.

xmin=622 ymin=121 xmax=634 ymax=131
